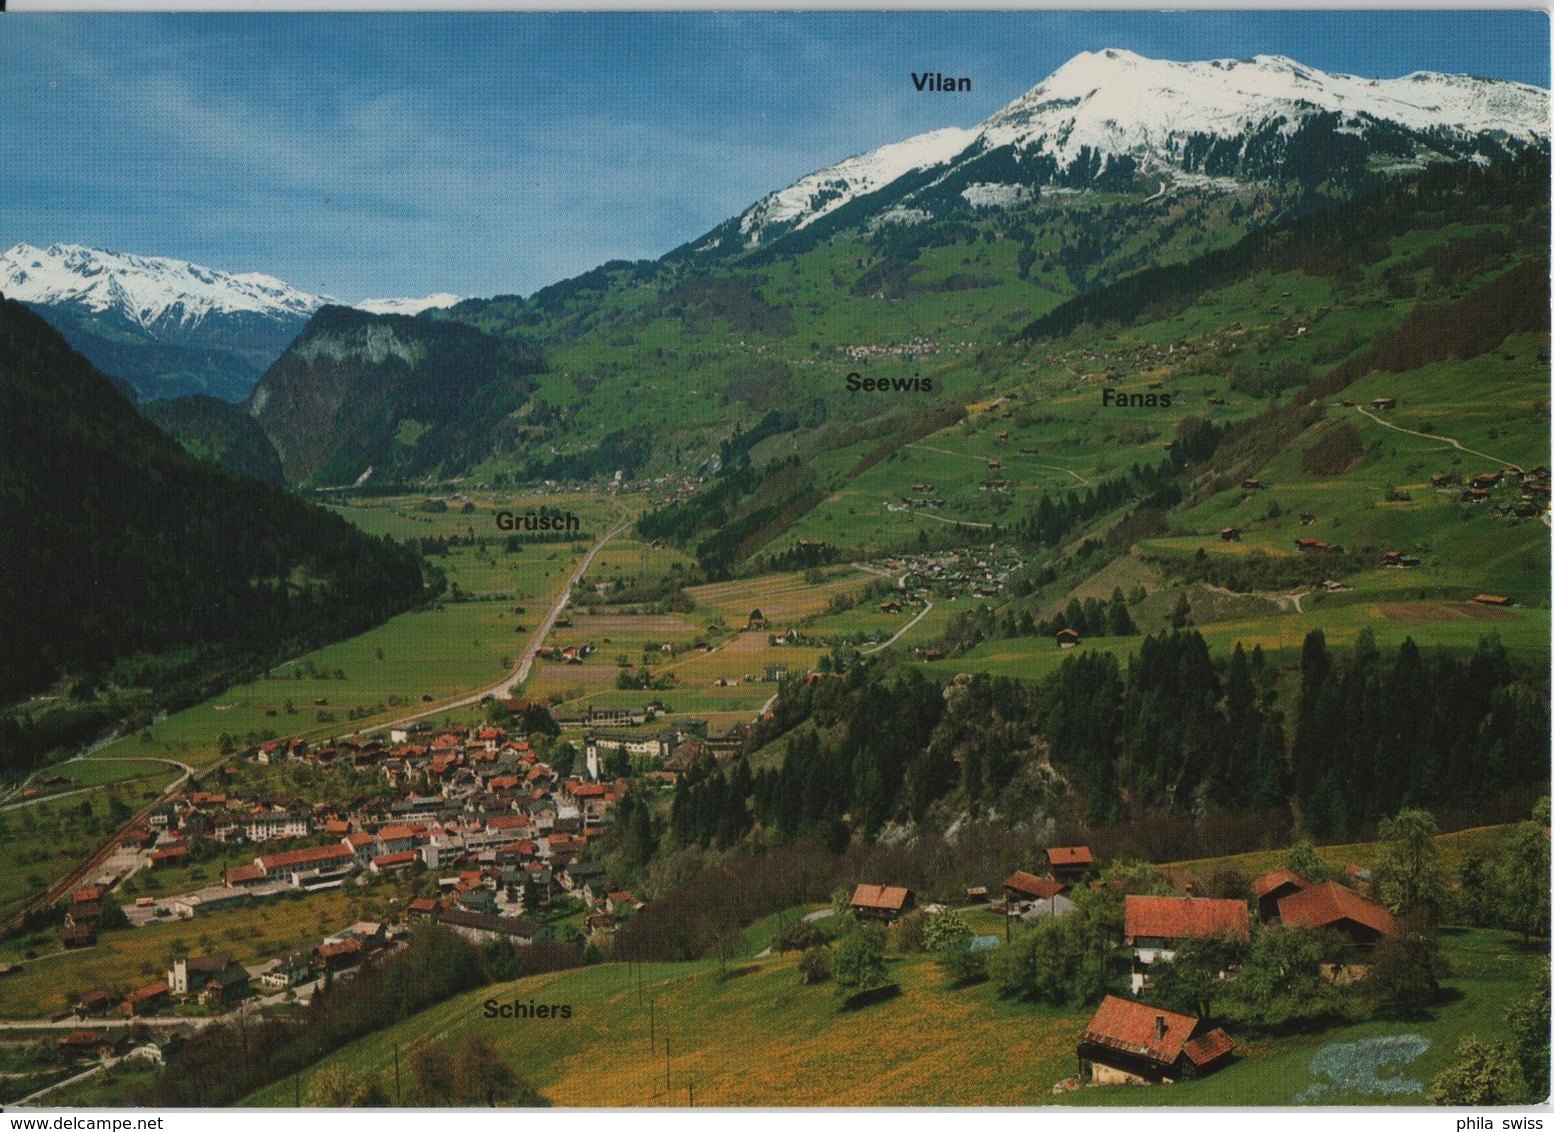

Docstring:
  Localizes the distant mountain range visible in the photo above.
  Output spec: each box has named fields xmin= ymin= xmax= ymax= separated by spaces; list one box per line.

xmin=4 ymin=50 xmax=1547 ymax=483
xmin=0 ymin=243 xmax=458 ymax=402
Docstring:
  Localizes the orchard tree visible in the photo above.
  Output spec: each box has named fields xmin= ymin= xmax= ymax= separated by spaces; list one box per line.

xmin=1373 ymin=809 xmax=1448 ymax=922
xmin=1148 ymin=935 xmax=1247 ymax=1021
xmin=1227 ymin=925 xmax=1344 ymax=1030
xmin=833 ymin=924 xmax=888 ymax=1000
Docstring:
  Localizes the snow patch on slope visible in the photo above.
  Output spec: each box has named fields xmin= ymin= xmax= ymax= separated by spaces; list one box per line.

xmin=738 ymin=126 xmax=976 ymax=243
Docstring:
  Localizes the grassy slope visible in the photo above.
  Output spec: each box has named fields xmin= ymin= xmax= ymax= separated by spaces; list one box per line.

xmin=238 ymin=924 xmax=1543 ymax=1108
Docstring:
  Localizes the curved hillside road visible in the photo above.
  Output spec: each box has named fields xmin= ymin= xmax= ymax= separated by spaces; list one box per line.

xmin=0 ymin=756 xmax=194 ymax=813
xmin=1353 ymin=406 xmax=1521 ymax=471
xmin=861 ymin=601 xmax=934 ymax=655
xmin=360 ymin=515 xmax=631 ymax=735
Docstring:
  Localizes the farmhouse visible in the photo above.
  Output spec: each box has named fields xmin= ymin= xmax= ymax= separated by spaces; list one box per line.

xmin=1056 ymin=628 xmax=1081 ymax=649
xmin=1371 ymin=398 xmax=1395 ymax=410
xmin=1277 ymin=881 xmax=1396 ymax=950
xmin=1003 ymin=871 xmax=1063 ymax=904
xmin=850 ymin=883 xmax=914 ymax=922
xmin=1046 ymin=846 xmax=1095 ymax=885
xmin=1295 ymin=537 xmax=1341 ymax=554
xmin=1220 ymin=527 xmax=1240 ymax=541
xmin=120 ymin=982 xmax=170 ymax=1016
xmin=1124 ymin=895 xmax=1250 ymax=993
xmin=1078 ymin=996 xmax=1235 ymax=1084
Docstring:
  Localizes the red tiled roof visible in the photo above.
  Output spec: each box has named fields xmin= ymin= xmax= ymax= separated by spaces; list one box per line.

xmin=124 ymin=982 xmax=170 ymax=1004
xmin=1047 ymin=846 xmax=1094 ymax=867
xmin=259 ymin=843 xmax=354 ymax=871
xmin=1125 ymin=896 xmax=1250 ymax=943
xmin=1004 ymin=871 xmax=1064 ymax=900
xmin=371 ymin=851 xmax=417 ymax=868
xmin=345 ymin=832 xmax=374 ymax=848
xmin=1253 ymin=868 xmax=1309 ymax=900
xmin=224 ymin=864 xmax=265 ymax=885
xmin=319 ymin=938 xmax=363 ymax=959
xmin=850 ymin=883 xmax=911 ymax=912
xmin=376 ymin=824 xmax=417 ymax=842
xmin=1082 ymin=995 xmax=1198 ymax=1064
xmin=1181 ymin=1027 xmax=1237 ymax=1067
xmin=148 ymin=846 xmax=188 ymax=862
xmin=486 ymin=815 xmax=531 ymax=831
xmin=1277 ymin=881 xmax=1395 ymax=937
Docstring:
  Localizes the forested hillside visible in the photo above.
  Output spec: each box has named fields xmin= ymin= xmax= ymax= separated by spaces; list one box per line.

xmin=0 ymin=299 xmax=431 ymax=772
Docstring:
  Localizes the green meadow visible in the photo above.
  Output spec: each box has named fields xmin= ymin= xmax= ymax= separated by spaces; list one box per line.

xmin=236 ymin=923 xmax=1542 ymax=1108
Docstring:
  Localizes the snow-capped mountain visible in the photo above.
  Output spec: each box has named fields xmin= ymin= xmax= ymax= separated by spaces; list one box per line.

xmin=355 ymin=292 xmax=463 ymax=316
xmin=722 ymin=49 xmax=1550 ymax=250
xmin=0 ymin=244 xmax=464 ymax=402
xmin=0 ymin=243 xmax=330 ymax=331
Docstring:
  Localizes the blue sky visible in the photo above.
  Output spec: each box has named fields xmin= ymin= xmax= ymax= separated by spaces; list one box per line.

xmin=2 ymin=11 xmax=1547 ymax=301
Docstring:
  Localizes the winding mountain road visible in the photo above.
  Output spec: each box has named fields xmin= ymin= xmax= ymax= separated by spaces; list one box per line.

xmin=861 ymin=600 xmax=935 ymax=655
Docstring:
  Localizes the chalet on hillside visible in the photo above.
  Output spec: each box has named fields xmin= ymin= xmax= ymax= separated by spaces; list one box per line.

xmin=1473 ymin=594 xmax=1513 ymax=607
xmin=1056 ymin=628 xmax=1081 ymax=650
xmin=1124 ymin=895 xmax=1250 ymax=993
xmin=1079 ymin=996 xmax=1235 ymax=1085
xmin=1047 ymin=846 xmax=1095 ymax=885
xmin=1371 ymin=398 xmax=1396 ymax=410
xmin=1220 ymin=527 xmax=1240 ymax=541
xmin=850 ymin=883 xmax=913 ymax=923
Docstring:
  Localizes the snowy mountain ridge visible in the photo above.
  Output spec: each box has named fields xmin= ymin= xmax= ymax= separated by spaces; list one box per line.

xmin=0 ymin=243 xmax=331 ymax=331
xmin=726 ymin=48 xmax=1550 ymax=249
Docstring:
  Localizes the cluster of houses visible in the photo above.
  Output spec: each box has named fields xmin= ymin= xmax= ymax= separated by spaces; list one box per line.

xmin=1446 ymin=465 xmax=1551 ymax=516
xmin=866 ymin=548 xmax=1024 ymax=604
xmin=852 ymin=844 xmax=1402 ymax=1089
xmin=834 ymin=337 xmax=952 ymax=363
xmin=62 ymin=922 xmax=397 ymax=1036
xmin=59 ymin=719 xmax=646 ymax=954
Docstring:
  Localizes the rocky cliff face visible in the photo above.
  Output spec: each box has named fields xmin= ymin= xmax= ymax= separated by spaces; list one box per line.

xmin=248 ymin=305 xmax=544 ymax=485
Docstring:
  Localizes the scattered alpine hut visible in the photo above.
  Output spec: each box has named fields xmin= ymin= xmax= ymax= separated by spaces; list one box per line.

xmin=1056 ymin=628 xmax=1081 ymax=650
xmin=850 ymin=883 xmax=913 ymax=923
xmin=1078 ymin=995 xmax=1236 ymax=1085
